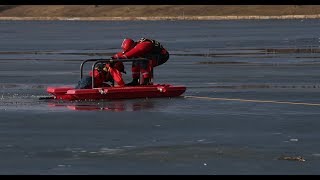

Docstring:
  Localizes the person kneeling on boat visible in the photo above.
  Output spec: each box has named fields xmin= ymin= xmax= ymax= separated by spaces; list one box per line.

xmin=111 ymin=38 xmax=169 ymax=86
xmin=75 ymin=61 xmax=126 ymax=89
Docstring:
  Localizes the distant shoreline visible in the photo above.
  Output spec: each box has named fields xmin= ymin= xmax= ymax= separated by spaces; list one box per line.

xmin=1 ymin=15 xmax=320 ymax=21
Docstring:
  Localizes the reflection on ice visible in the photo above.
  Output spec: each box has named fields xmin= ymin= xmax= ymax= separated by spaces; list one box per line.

xmin=47 ymin=100 xmax=156 ymax=112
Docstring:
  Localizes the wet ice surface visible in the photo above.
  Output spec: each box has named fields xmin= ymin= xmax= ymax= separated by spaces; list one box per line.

xmin=1 ymin=20 xmax=320 ymax=174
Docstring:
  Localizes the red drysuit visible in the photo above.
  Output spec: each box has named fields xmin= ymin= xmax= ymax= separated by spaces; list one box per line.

xmin=112 ymin=38 xmax=169 ymax=82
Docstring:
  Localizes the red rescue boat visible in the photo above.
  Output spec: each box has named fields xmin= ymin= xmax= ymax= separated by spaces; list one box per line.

xmin=45 ymin=58 xmax=186 ymax=101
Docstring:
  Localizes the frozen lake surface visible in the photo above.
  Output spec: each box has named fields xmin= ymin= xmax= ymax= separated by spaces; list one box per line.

xmin=1 ymin=20 xmax=320 ymax=174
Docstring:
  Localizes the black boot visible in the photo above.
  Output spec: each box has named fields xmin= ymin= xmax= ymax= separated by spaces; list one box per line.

xmin=126 ymin=78 xmax=139 ymax=86
xmin=141 ymin=78 xmax=150 ymax=85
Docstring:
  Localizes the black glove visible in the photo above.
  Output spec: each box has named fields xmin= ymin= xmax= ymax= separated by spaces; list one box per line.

xmin=109 ymin=61 xmax=115 ymax=68
xmin=95 ymin=63 xmax=105 ymax=72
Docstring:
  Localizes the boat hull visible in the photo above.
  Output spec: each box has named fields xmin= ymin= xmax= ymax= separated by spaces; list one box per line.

xmin=47 ymin=84 xmax=186 ymax=100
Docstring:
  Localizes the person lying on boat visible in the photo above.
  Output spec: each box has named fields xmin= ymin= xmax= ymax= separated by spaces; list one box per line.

xmin=75 ymin=61 xmax=126 ymax=89
xmin=111 ymin=38 xmax=170 ymax=86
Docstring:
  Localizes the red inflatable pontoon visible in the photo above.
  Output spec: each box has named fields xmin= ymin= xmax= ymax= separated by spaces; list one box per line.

xmin=46 ymin=58 xmax=186 ymax=101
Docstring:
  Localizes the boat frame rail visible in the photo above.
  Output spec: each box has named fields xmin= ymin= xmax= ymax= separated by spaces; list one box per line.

xmin=80 ymin=58 xmax=153 ymax=89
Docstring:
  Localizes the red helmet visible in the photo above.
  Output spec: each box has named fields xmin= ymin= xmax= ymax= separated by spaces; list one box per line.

xmin=121 ymin=38 xmax=135 ymax=53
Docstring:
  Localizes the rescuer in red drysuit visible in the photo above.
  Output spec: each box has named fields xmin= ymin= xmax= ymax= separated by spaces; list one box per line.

xmin=111 ymin=38 xmax=169 ymax=86
xmin=75 ymin=61 xmax=126 ymax=89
